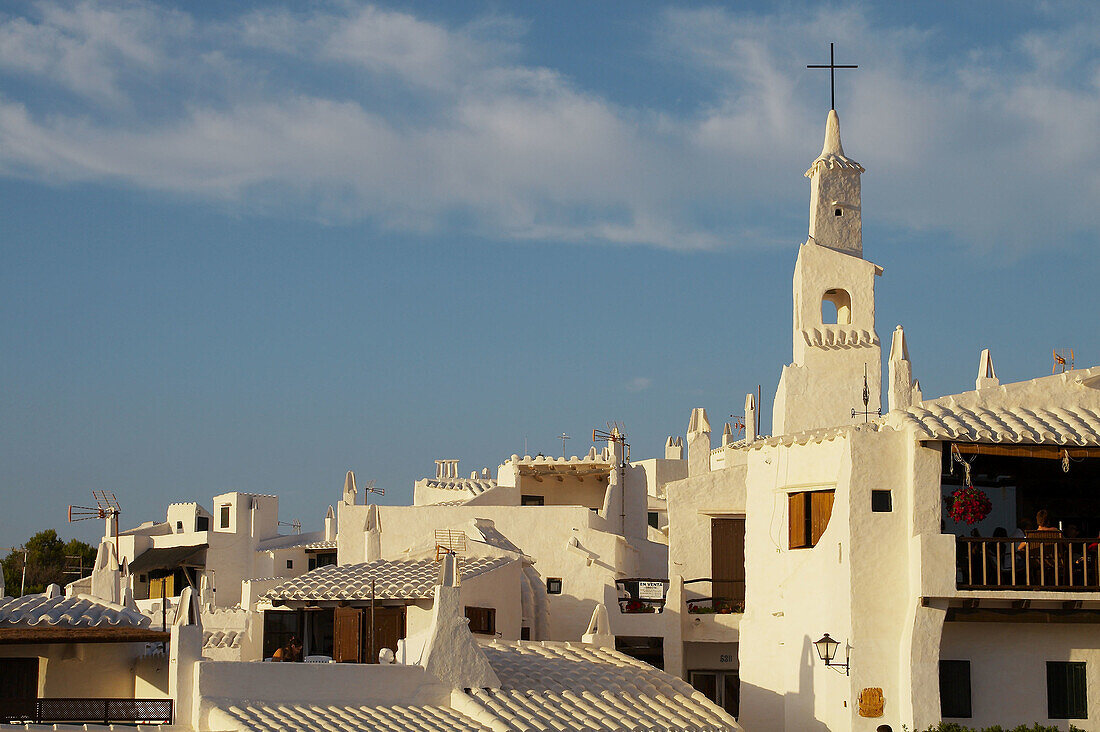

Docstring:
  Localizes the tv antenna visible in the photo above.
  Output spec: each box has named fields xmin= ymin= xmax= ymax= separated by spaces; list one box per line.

xmin=558 ymin=433 xmax=571 ymax=458
xmin=69 ymin=490 xmax=122 ymax=552
xmin=851 ymin=364 xmax=880 ymax=423
xmin=592 ymin=423 xmax=630 ymax=533
xmin=279 ymin=519 xmax=302 ymax=535
xmin=1053 ymin=348 xmax=1074 ymax=373
xmin=363 ymin=479 xmax=385 ymax=496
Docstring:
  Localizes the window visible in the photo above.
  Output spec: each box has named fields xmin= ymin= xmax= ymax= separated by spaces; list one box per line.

xmin=939 ymin=660 xmax=971 ymax=718
xmin=788 ymin=490 xmax=834 ymax=549
xmin=219 ymin=505 xmax=231 ymax=529
xmin=546 ymin=578 xmax=563 ymax=594
xmin=521 ymin=495 xmax=545 ymax=506
xmin=195 ymin=516 xmax=209 ymax=532
xmin=465 ymin=606 xmax=496 ymax=635
xmin=316 ymin=552 xmax=337 ymax=568
xmin=139 ymin=574 xmax=147 ymax=583
xmin=286 ymin=559 xmax=293 ymax=569
xmin=648 ymin=512 xmax=660 ymax=529
xmin=1048 ymin=661 xmax=1087 ymax=719
xmin=309 ymin=557 xmax=315 ymax=571
xmin=871 ymin=490 xmax=892 ymax=512
xmin=175 ymin=521 xmax=184 ymax=532
xmin=521 ymin=627 xmax=531 ymax=640
xmin=690 ymin=670 xmax=739 ymax=718
xmin=821 ymin=288 xmax=852 ymax=325
xmin=834 ymin=208 xmax=842 ymax=216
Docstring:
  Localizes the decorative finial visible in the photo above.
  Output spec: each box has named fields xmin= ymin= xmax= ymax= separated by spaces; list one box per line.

xmin=807 ymin=42 xmax=858 ymax=111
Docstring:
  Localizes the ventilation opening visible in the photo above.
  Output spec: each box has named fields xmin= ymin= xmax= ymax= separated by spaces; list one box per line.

xmin=821 ymin=288 xmax=852 ymax=325
xmin=834 ymin=208 xmax=842 ymax=216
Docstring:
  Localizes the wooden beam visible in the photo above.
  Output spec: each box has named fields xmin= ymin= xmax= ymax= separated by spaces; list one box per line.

xmin=950 ymin=442 xmax=1100 ymax=460
xmin=0 ymin=628 xmax=171 ymax=645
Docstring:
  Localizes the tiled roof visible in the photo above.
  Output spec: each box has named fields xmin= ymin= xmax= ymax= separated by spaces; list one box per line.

xmin=891 ymin=402 xmax=1100 ymax=446
xmin=0 ymin=593 xmax=150 ymax=629
xmin=204 ymin=630 xmax=246 ymax=649
xmin=469 ymin=640 xmax=740 ymax=731
xmin=208 ymin=700 xmax=491 ymax=732
xmin=888 ymin=368 xmax=1100 ymax=446
xmin=262 ymin=557 xmax=513 ymax=602
xmin=421 ymin=478 xmax=495 ymax=494
xmin=300 ymin=540 xmax=337 ymax=551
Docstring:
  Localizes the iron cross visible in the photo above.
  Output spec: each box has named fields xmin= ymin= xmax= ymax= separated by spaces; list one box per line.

xmin=807 ymin=42 xmax=858 ymax=110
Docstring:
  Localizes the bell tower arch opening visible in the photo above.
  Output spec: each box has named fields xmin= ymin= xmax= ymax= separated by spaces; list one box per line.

xmin=821 ymin=288 xmax=852 ymax=325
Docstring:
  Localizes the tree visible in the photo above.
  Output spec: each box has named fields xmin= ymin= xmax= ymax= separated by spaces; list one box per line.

xmin=2 ymin=530 xmax=98 ymax=596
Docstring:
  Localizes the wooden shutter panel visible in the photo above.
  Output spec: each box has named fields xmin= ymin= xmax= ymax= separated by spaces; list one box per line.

xmin=711 ymin=518 xmax=745 ymax=602
xmin=810 ymin=491 xmax=835 ymax=546
xmin=333 ymin=607 xmax=361 ymax=663
xmin=789 ymin=493 xmax=807 ymax=549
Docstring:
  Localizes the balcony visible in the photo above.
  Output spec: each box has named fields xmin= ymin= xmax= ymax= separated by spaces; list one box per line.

xmin=0 ymin=698 xmax=172 ymax=725
xmin=957 ymin=536 xmax=1100 ymax=591
xmin=615 ymin=578 xmax=669 ymax=613
xmin=684 ymin=578 xmax=744 ymax=615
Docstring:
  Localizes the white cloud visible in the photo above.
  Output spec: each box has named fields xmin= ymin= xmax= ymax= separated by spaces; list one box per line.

xmin=625 ymin=377 xmax=653 ymax=392
xmin=0 ymin=2 xmax=1098 ymax=253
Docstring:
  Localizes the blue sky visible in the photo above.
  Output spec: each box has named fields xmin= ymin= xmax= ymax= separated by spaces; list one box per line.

xmin=2 ymin=1 xmax=1100 ymax=548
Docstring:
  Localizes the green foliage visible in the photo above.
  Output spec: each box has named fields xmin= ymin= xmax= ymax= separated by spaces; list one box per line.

xmin=2 ymin=529 xmax=97 ymax=596
xmin=912 ymin=723 xmax=1085 ymax=732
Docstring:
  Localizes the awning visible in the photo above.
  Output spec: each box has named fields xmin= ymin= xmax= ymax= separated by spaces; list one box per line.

xmin=129 ymin=544 xmax=207 ymax=573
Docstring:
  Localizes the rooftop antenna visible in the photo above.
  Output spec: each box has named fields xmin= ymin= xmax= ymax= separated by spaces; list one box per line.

xmin=434 ymin=529 xmax=467 ymax=560
xmin=363 ymin=479 xmax=385 ymax=496
xmin=851 ymin=364 xmax=881 ymax=423
xmin=279 ymin=519 xmax=302 ymax=535
xmin=1053 ymin=348 xmax=1074 ymax=374
xmin=559 ymin=433 xmax=571 ymax=458
xmin=69 ymin=490 xmax=121 ymax=554
xmin=807 ymin=42 xmax=858 ymax=111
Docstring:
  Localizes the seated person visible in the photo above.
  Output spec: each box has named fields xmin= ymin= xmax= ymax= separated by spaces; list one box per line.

xmin=273 ymin=636 xmax=303 ymax=662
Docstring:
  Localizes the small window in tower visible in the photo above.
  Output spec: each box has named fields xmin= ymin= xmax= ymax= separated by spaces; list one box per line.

xmin=286 ymin=559 xmax=293 ymax=569
xmin=821 ymin=288 xmax=852 ymax=325
xmin=834 ymin=207 xmax=842 ymax=216
xmin=871 ymin=490 xmax=893 ymax=513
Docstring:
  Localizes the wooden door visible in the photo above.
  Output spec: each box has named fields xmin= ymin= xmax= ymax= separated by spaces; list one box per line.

xmin=365 ymin=606 xmax=406 ymax=663
xmin=333 ymin=606 xmax=362 ymax=663
xmin=0 ymin=657 xmax=38 ymax=721
xmin=711 ymin=518 xmax=746 ymax=605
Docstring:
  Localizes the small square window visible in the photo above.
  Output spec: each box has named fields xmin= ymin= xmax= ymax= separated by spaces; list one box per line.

xmin=1048 ymin=661 xmax=1087 ymax=719
xmin=521 ymin=495 xmax=545 ymax=506
xmin=871 ymin=490 xmax=892 ymax=513
xmin=139 ymin=574 xmax=147 ymax=583
xmin=175 ymin=521 xmax=184 ymax=532
xmin=521 ymin=627 xmax=531 ymax=640
xmin=648 ymin=512 xmax=660 ymax=529
xmin=834 ymin=208 xmax=842 ymax=216
xmin=547 ymin=578 xmax=563 ymax=595
xmin=286 ymin=559 xmax=293 ymax=569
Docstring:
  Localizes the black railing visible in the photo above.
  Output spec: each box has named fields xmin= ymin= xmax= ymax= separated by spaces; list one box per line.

xmin=615 ymin=578 xmax=669 ymax=614
xmin=684 ymin=577 xmax=745 ymax=614
xmin=957 ymin=537 xmax=1100 ymax=591
xmin=1 ymin=698 xmax=172 ymax=725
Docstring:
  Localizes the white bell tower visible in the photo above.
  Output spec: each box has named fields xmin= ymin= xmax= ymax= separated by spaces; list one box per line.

xmin=773 ymin=109 xmax=882 ymax=435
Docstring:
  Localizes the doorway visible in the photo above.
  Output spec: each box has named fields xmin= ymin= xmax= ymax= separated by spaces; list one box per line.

xmin=0 ymin=657 xmax=38 ymax=722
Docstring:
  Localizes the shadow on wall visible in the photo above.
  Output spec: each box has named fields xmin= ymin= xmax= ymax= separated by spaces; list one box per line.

xmin=795 ymin=634 xmax=831 ymax=732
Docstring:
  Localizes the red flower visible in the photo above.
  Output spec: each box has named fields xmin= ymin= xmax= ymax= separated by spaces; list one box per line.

xmin=949 ymin=486 xmax=992 ymax=525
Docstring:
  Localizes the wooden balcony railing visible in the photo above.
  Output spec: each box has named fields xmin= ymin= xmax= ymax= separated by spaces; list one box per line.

xmin=957 ymin=537 xmax=1100 ymax=591
xmin=0 ymin=698 xmax=172 ymax=725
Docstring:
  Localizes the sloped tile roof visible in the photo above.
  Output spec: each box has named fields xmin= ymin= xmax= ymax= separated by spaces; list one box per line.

xmin=891 ymin=402 xmax=1100 ymax=446
xmin=0 ymin=593 xmax=150 ymax=629
xmin=470 ymin=640 xmax=740 ymax=731
xmin=204 ymin=630 xmax=246 ymax=649
xmin=421 ymin=478 xmax=496 ymax=494
xmin=208 ymin=700 xmax=491 ymax=731
xmin=262 ymin=557 xmax=513 ymax=602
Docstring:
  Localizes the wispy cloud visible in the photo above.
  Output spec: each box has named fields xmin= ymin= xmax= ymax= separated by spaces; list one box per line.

xmin=625 ymin=377 xmax=653 ymax=392
xmin=0 ymin=2 xmax=1098 ymax=253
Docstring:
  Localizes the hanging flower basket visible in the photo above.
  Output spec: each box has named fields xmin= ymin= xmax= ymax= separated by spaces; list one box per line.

xmin=948 ymin=486 xmax=992 ymax=525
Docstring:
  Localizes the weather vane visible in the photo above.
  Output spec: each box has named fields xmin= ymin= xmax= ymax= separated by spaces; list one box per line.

xmin=807 ymin=42 xmax=858 ymax=110
xmin=851 ymin=364 xmax=880 ymax=423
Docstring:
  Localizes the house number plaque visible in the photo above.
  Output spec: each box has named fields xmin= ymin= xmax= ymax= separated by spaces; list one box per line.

xmin=858 ymin=688 xmax=884 ymax=718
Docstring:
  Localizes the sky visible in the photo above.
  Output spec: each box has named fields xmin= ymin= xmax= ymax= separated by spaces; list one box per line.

xmin=2 ymin=0 xmax=1100 ymax=548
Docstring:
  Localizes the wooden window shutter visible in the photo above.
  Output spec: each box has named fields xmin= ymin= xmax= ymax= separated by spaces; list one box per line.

xmin=788 ymin=492 xmax=807 ymax=549
xmin=810 ymin=490 xmax=835 ymax=546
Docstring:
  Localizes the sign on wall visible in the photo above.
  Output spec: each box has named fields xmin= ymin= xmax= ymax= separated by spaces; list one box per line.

xmin=858 ymin=688 xmax=884 ymax=718
xmin=638 ymin=581 xmax=665 ymax=600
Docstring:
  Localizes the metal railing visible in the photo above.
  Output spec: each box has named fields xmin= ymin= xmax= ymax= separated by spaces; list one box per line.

xmin=957 ymin=537 xmax=1100 ymax=591
xmin=0 ymin=698 xmax=172 ymax=725
xmin=615 ymin=578 xmax=669 ymax=614
xmin=684 ymin=577 xmax=745 ymax=614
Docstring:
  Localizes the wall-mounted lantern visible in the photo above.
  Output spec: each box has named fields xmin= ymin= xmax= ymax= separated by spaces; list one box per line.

xmin=814 ymin=633 xmax=849 ymax=675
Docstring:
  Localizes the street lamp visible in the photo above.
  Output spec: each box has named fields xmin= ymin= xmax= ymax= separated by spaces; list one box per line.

xmin=814 ymin=633 xmax=849 ymax=675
